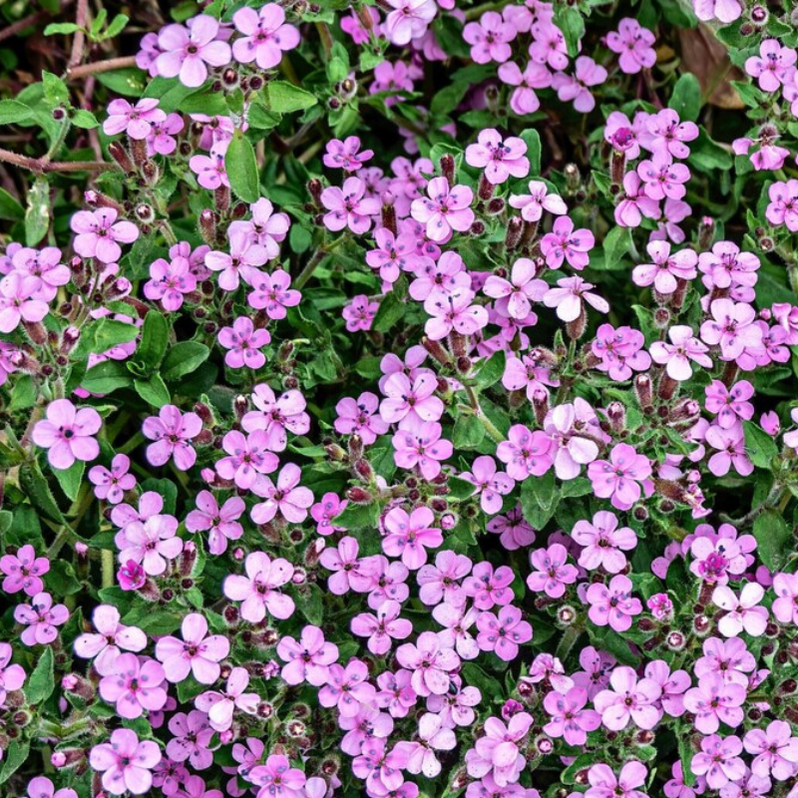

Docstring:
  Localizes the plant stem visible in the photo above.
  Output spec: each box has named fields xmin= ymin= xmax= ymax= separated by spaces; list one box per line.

xmin=0 ymin=147 xmax=113 ymax=174
xmin=67 ymin=55 xmax=138 ymax=80
xmin=68 ymin=0 xmax=89 ymax=68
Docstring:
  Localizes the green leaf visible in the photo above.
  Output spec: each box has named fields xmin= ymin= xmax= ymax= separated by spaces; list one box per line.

xmin=0 ymin=100 xmax=33 ymax=125
xmin=71 ymin=109 xmax=100 ymax=129
xmin=134 ymin=373 xmax=171 ymax=406
xmin=753 ymin=508 xmax=792 ymax=571
xmin=81 ymin=360 xmax=133 ymax=394
xmin=554 ymin=5 xmax=584 ymax=58
xmin=137 ymin=311 xmax=170 ymax=370
xmin=600 ymin=225 xmax=630 ymax=271
xmin=297 ymin=583 xmax=324 ymax=625
xmin=42 ymin=71 xmax=69 ymax=106
xmin=161 ymin=342 xmax=211 ymax=382
xmin=452 ymin=415 xmax=485 ymax=449
xmin=19 ymin=463 xmax=65 ymax=524
xmin=0 ymin=740 xmax=30 ymax=784
xmin=225 ymin=132 xmax=260 ymax=204
xmin=25 ymin=177 xmax=51 ymax=246
xmin=334 ymin=500 xmax=380 ymax=529
xmin=670 ymin=73 xmax=701 ymax=122
xmin=265 ymin=81 xmax=318 ymax=113
xmin=0 ymin=188 xmax=24 ymax=221
xmin=44 ymin=22 xmax=82 ymax=35
xmin=448 ymin=475 xmax=478 ymax=501
xmin=27 ymin=646 xmax=55 ymax=704
xmin=520 ymin=469 xmax=559 ymax=529
xmin=520 ymin=129 xmax=541 ymax=176
xmin=122 ymin=607 xmax=182 ymax=635
xmin=474 ymin=350 xmax=506 ymax=390
xmin=54 ymin=459 xmax=85 ymax=502
xmin=372 ymin=293 xmax=406 ymax=333
xmin=105 ymin=13 xmax=129 ymax=38
xmin=743 ymin=420 xmax=779 ymax=469
xmin=96 ymin=67 xmax=147 ymax=97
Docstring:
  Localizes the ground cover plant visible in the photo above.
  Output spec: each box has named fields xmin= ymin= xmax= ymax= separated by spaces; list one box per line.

xmin=1 ymin=0 xmax=798 ymax=796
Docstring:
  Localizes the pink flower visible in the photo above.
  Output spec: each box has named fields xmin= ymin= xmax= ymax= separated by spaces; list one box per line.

xmin=155 ymin=613 xmax=230 ymax=684
xmin=508 ymin=179 xmax=567 ymax=222
xmin=185 ymin=491 xmax=245 ymax=555
xmin=383 ymin=506 xmax=443 ymax=569
xmin=395 ymin=631 xmax=459 ymax=696
xmin=215 ymin=430 xmax=278 ymax=490
xmin=463 ymin=12 xmax=516 ymax=64
xmin=166 ymin=711 xmax=214 ymax=770
xmin=32 ymin=399 xmax=101 ymax=469
xmin=320 ymin=536 xmax=377 ymax=594
xmin=705 ymin=424 xmax=753 ymax=477
xmin=594 ymin=666 xmax=662 ymax=730
xmin=247 ymin=269 xmax=301 ymax=318
xmin=70 ymin=208 xmax=139 ymax=263
xmin=205 ymin=222 xmax=269 ymax=291
xmin=117 ymin=514 xmax=182 ymax=576
xmin=102 ymin=98 xmax=164 ymax=138
xmin=23 ymin=778 xmax=76 ymax=798
xmin=692 ymin=734 xmax=746 ymax=790
xmin=529 ymin=21 xmax=568 ymax=70
xmin=606 ymin=18 xmax=656 ymax=74
xmin=392 ymin=421 xmax=452 ymax=480
xmin=773 ymin=572 xmax=798 ymax=625
xmin=700 ymin=298 xmax=762 ymax=361
xmin=143 ymin=254 xmax=197 ymax=310
xmin=351 ymin=600 xmax=412 ymax=655
xmin=241 ymin=384 xmax=310 ymax=451
xmin=705 ymin=380 xmax=754 ymax=428
xmin=323 ymin=136 xmax=374 ymax=172
xmin=465 ymin=129 xmax=529 ymax=184
xmin=463 ymin=562 xmax=515 ymax=610
xmin=89 ymin=729 xmax=161 ymax=795
xmin=411 ymin=177 xmax=475 ymax=242
xmin=146 ymin=113 xmax=184 ymax=156
xmin=695 ymin=637 xmax=755 ymax=686
xmin=190 ymin=145 xmax=229 ymax=190
xmin=540 ymin=216 xmax=595 ymax=270
xmin=497 ymin=61 xmax=552 ymax=115
xmin=321 ymin=177 xmax=380 ymax=234
xmin=380 ymin=371 xmax=443 ymax=430
xmin=155 ymin=15 xmax=232 ymax=88
xmin=551 ymin=56 xmax=608 ymax=112
xmin=571 ymin=511 xmax=637 ymax=573
xmin=335 ymin=392 xmax=389 ymax=444
xmin=223 ymin=551 xmax=295 ymax=622
xmin=586 ymin=443 xmax=653 ymax=511
xmin=395 ymin=712 xmax=456 ymax=778
xmin=543 ymin=276 xmax=609 ymax=323
xmin=466 ymin=712 xmax=532 ymax=786
xmin=483 ymin=258 xmax=547 ymax=320
xmin=343 ymin=294 xmax=379 ymax=331
xmin=496 ymin=424 xmax=553 ymax=480
xmin=650 ymin=325 xmax=712 ymax=380
xmin=217 ymin=317 xmax=271 ymax=369
xmin=194 ymin=667 xmax=259 ymax=732
xmin=74 ymin=604 xmax=147 ymax=676
xmin=366 ymin=228 xmax=424 ymax=284
xmin=248 ymin=755 xmax=307 ymax=798
xmin=712 ymin=583 xmax=769 ymax=637
xmin=0 ymin=544 xmax=49 ymax=596
xmin=637 ymin=151 xmax=690 ymax=201
xmin=251 ymin=462 xmax=314 ymax=524
xmin=585 ymin=574 xmax=643 ymax=632
xmin=765 ymin=179 xmax=798 ymax=231
xmin=743 ymin=721 xmax=798 ymax=780
xmin=424 ymin=288 xmax=489 ymax=340
xmin=417 ymin=550 xmax=472 ymax=606
xmin=14 ymin=592 xmax=68 ymax=645
xmin=527 ymin=544 xmax=578 ymax=598
xmin=143 ymin=405 xmax=202 ymax=471
xmin=277 ymin=625 xmax=339 ymax=686
xmin=645 ymin=108 xmax=699 ymax=159
xmin=460 ymin=455 xmax=515 ymax=514
xmin=319 ymin=659 xmax=377 ymax=717
xmin=476 ymin=605 xmax=532 ymax=661
xmin=586 ymin=763 xmax=649 ymax=798
xmin=693 ymin=0 xmax=743 ymax=23
xmin=543 ymin=686 xmax=601 ymax=745
xmin=383 ymin=0 xmax=436 ymax=46
xmin=745 ymin=39 xmax=797 ymax=92
xmin=683 ymin=674 xmax=746 ymax=734
xmin=99 ymin=654 xmax=167 ymax=719
xmin=310 ymin=492 xmax=348 ymax=536
xmin=632 ymin=240 xmax=697 ymax=294
xmin=231 ymin=4 xmax=299 ymax=69
xmin=572 ymin=646 xmax=616 ymax=700
xmin=89 ymin=454 xmax=136 ymax=504
xmin=0 ymin=275 xmax=50 ymax=330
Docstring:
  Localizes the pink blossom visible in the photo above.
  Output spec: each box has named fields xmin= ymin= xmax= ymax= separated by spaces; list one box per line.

xmin=594 ymin=665 xmax=662 ymax=730
xmin=463 ymin=561 xmax=515 ymax=610
xmin=743 ymin=721 xmax=798 ymax=780
xmin=571 ymin=511 xmax=637 ymax=573
xmin=693 ymin=0 xmax=743 ymax=23
xmin=231 ymin=4 xmax=299 ymax=69
xmin=320 ymin=536 xmax=377 ymax=594
xmin=497 ymin=61 xmax=552 ymax=115
xmin=71 ymin=208 xmax=139 ymax=263
xmin=476 ymin=605 xmax=532 ymax=661
xmin=496 ymin=424 xmax=553 ymax=480
xmin=392 ymin=421 xmax=452 ymax=480
xmin=395 ymin=712 xmax=456 ymax=778
xmin=99 ymin=654 xmax=167 ymax=718
xmin=705 ymin=424 xmax=754 ymax=477
xmin=551 ymin=56 xmax=608 ymax=112
xmin=185 ymin=491 xmax=245 ymax=555
xmin=463 ymin=12 xmax=516 ymax=64
xmin=542 ymin=686 xmax=601 ymax=745
xmin=712 ymin=583 xmax=769 ymax=637
xmin=241 ymin=384 xmax=310 ymax=451
xmin=343 ymin=294 xmax=379 ymax=331
xmin=248 ymin=755 xmax=307 ymax=798
xmin=383 ymin=0 xmax=436 ymax=46
xmin=692 ymin=735 xmax=746 ymax=790
xmin=251 ymin=462 xmax=313 ymax=524
xmin=194 ymin=667 xmax=259 ymax=732
xmin=633 ymin=240 xmax=697 ymax=294
xmin=32 ymin=399 xmax=101 ymax=469
xmin=351 ymin=600 xmax=412 ymax=655
xmin=166 ymin=711 xmax=215 ymax=770
xmin=323 ymin=136 xmax=374 ymax=172
xmin=217 ymin=317 xmax=271 ymax=369
xmin=15 ymin=591 xmax=68 ymax=645
xmin=461 ymin=455 xmax=515 ymax=514
xmin=319 ymin=659 xmax=377 ymax=717
xmin=586 ymin=763 xmax=649 ymax=798
xmin=89 ymin=454 xmax=136 ymax=504
xmin=380 ymin=371 xmax=444 ymax=429
xmin=310 ymin=493 xmax=348 ymax=536
xmin=424 ymin=288 xmax=488 ymax=340
xmin=215 ymin=430 xmax=278 ymax=490
xmin=585 ymin=574 xmax=642 ymax=632
xmin=395 ymin=631 xmax=459 ymax=696
xmin=745 ymin=39 xmax=797 ymax=92
xmin=417 ymin=550 xmax=472 ymax=606
xmin=335 ymin=392 xmax=389 ymax=444
xmin=277 ymin=625 xmax=339 ymax=686
xmin=74 ymin=604 xmax=147 ymax=676
xmin=606 ymin=19 xmax=656 ymax=74
xmin=650 ymin=325 xmax=712 ymax=380
xmin=700 ymin=298 xmax=762 ymax=361
xmin=117 ymin=514 xmax=182 ymax=576
xmin=155 ymin=613 xmax=230 ymax=684
xmin=465 ymin=129 xmax=529 ymax=184
xmin=466 ymin=712 xmax=532 ymax=786
xmin=637 ymin=151 xmax=690 ymax=201
xmin=543 ymin=276 xmax=609 ymax=323
xmin=156 ymin=15 xmax=231 ymax=88
xmin=540 ymin=216 xmax=595 ymax=270
xmin=527 ymin=544 xmax=578 ymax=598
xmin=705 ymin=380 xmax=754 ymax=428
xmin=508 ymin=179 xmax=567 ymax=222
xmin=529 ymin=21 xmax=568 ymax=70
xmin=0 ymin=544 xmax=49 ymax=596
xmin=411 ymin=177 xmax=475 ymax=242
xmin=683 ymin=674 xmax=746 ymax=734
xmin=383 ymin=505 xmax=443 ymax=569
xmin=483 ymin=258 xmax=547 ymax=320
xmin=223 ymin=550 xmax=295 ymax=622
xmin=773 ymin=572 xmax=798 ymax=625
xmin=645 ymin=108 xmax=699 ymax=159
xmin=143 ymin=255 xmax=197 ymax=310
xmin=205 ymin=222 xmax=269 ymax=291
xmin=143 ymin=405 xmax=202 ymax=471
xmin=89 ymin=729 xmax=161 ymax=795
xmin=587 ymin=443 xmax=653 ymax=511
xmin=0 ymin=275 xmax=51 ymax=331
xmin=321 ymin=177 xmax=380 ymax=234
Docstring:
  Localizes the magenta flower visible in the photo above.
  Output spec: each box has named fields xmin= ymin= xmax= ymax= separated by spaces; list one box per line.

xmin=529 ymin=21 xmax=568 ymax=69
xmin=146 ymin=112 xmax=184 ymax=156
xmin=366 ymin=228 xmax=423 ymax=284
xmin=645 ymin=108 xmax=699 ymax=159
xmin=74 ymin=604 xmax=147 ymax=676
xmin=143 ymin=405 xmax=202 ymax=471
xmin=395 ymin=712 xmax=456 ymax=778
xmin=543 ymin=276 xmax=609 ymax=323
xmin=391 ymin=421 xmax=453 ymax=480
xmin=22 ymin=778 xmax=76 ymax=798
xmin=247 ymin=268 xmax=301 ymax=318
xmin=497 ymin=61 xmax=552 ymax=115
xmin=117 ymin=515 xmax=183 ymax=576
xmin=155 ymin=15 xmax=232 ymax=88
xmin=0 ymin=544 xmax=49 ymax=596
xmin=166 ymin=711 xmax=214 ymax=770
xmin=9 ymin=246 xmax=69 ymax=301
xmin=70 ymin=208 xmax=139 ymax=264
xmin=351 ymin=600 xmax=412 ymax=655
xmin=606 ymin=18 xmax=656 ymax=74
xmin=586 ymin=763 xmax=649 ymax=798
xmin=143 ymin=255 xmax=198 ymax=311
xmin=587 ymin=443 xmax=653 ymax=511
xmin=411 ymin=177 xmax=475 ymax=242
xmin=189 ymin=144 xmax=229 ymax=190
xmin=705 ymin=379 xmax=754 ymax=428
xmin=205 ymin=223 xmax=269 ymax=291
xmin=242 ymin=383 xmax=310 ymax=451
xmin=571 ymin=511 xmax=637 ymax=573
xmin=0 ymin=642 xmax=25 ymax=703
xmin=700 ymin=298 xmax=762 ymax=361
xmin=594 ymin=665 xmax=662 ymax=730
xmin=14 ymin=591 xmax=68 ymax=645
xmin=475 ymin=605 xmax=532 ymax=661
xmin=551 ymin=56 xmax=608 ymax=112
xmin=540 ymin=216 xmax=595 ymax=271
xmin=463 ymin=561 xmax=515 ymax=610
xmin=543 ymin=686 xmax=601 ymax=745
xmin=216 ymin=429 xmax=278 ymax=490
xmin=637 ymin=151 xmax=690 ymax=201
xmin=185 ymin=491 xmax=245 ymax=555
xmin=695 ymin=637 xmax=755 ymax=686
xmin=383 ymin=506 xmax=443 ymax=570
xmin=483 ymin=258 xmax=547 ymax=320
xmin=395 ymin=631 xmax=459 ymax=696
xmin=321 ymin=177 xmax=380 ymax=234
xmin=319 ymin=659 xmax=377 ymax=717
xmin=465 ymin=129 xmax=529 ymax=184
xmin=343 ymin=294 xmax=379 ymax=332
xmin=496 ymin=424 xmax=553 ymax=480
xmin=585 ymin=574 xmax=643 ymax=632
xmin=466 ymin=712 xmax=532 ymax=786
xmin=745 ymin=39 xmax=797 ymax=92
xmin=89 ymin=454 xmax=136 ymax=504
xmin=102 ymin=97 xmax=164 ymax=137
xmin=705 ymin=424 xmax=753 ymax=477
xmin=89 ymin=729 xmax=161 ymax=795
xmin=99 ymin=653 xmax=167 ymax=719
xmin=310 ymin=492 xmax=348 ymax=536
xmin=194 ymin=667 xmax=259 ymax=732
xmin=773 ymin=572 xmax=798 ymax=625
xmin=231 ymin=4 xmax=299 ymax=69
xmin=323 ymin=136 xmax=374 ymax=172
xmin=527 ymin=544 xmax=578 ymax=598
xmin=508 ymin=179 xmax=567 ymax=222
xmin=632 ymin=240 xmax=697 ymax=294
xmin=383 ymin=0 xmax=436 ymax=45
xmin=693 ymin=0 xmax=742 ymax=22
xmin=683 ymin=674 xmax=745 ymax=734
xmin=155 ymin=613 xmax=230 ymax=684
xmin=460 ymin=455 xmax=515 ymax=514
xmin=251 ymin=462 xmax=313 ymax=524
xmin=320 ymin=535 xmax=377 ymax=594
xmin=248 ymin=755 xmax=307 ymax=798
xmin=712 ymin=583 xmax=769 ymax=637
xmin=380 ymin=371 xmax=443 ymax=429
xmin=223 ymin=551 xmax=295 ymax=622
xmin=424 ymin=289 xmax=489 ymax=340
xmin=32 ymin=399 xmax=101 ymax=469
xmin=417 ymin=550 xmax=472 ymax=607
xmin=463 ymin=12 xmax=516 ymax=64
xmin=743 ymin=721 xmax=798 ymax=780
xmin=691 ymin=734 xmax=746 ymax=790
xmin=277 ymin=625 xmax=339 ymax=686
xmin=649 ymin=325 xmax=712 ymax=380
xmin=335 ymin=392 xmax=389 ymax=444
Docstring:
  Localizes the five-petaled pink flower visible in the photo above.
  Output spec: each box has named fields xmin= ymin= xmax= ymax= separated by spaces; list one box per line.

xmin=155 ymin=612 xmax=231 ymax=684
xmin=89 ymin=728 xmax=162 ymax=795
xmin=32 ymin=399 xmax=102 ymax=469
